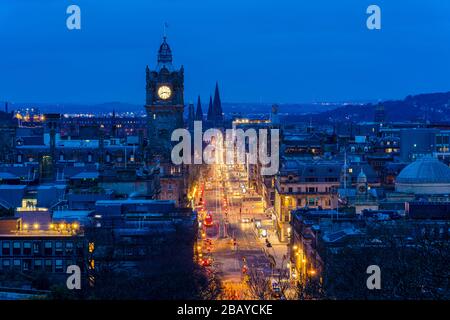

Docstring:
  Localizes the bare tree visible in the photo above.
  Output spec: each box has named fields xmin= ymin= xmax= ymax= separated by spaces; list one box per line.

xmin=244 ymin=264 xmax=271 ymax=300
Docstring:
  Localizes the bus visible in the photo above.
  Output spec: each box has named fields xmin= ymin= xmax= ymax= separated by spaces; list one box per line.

xmin=204 ymin=213 xmax=213 ymax=227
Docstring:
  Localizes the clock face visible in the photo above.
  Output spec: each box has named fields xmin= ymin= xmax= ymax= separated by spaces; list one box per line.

xmin=158 ymin=85 xmax=172 ymax=100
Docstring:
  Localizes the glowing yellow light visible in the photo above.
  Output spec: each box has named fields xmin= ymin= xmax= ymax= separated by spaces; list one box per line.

xmin=59 ymin=223 xmax=65 ymax=230
xmin=33 ymin=223 xmax=39 ymax=230
xmin=49 ymin=224 xmax=54 ymax=230
xmin=23 ymin=223 xmax=29 ymax=230
xmin=72 ymin=223 xmax=79 ymax=230
xmin=302 ymin=259 xmax=306 ymax=263
xmin=293 ymin=245 xmax=298 ymax=250
xmin=309 ymin=269 xmax=316 ymax=275
xmin=88 ymin=242 xmax=95 ymax=253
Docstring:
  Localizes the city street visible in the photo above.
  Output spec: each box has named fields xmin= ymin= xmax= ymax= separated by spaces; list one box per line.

xmin=196 ymin=162 xmax=287 ymax=299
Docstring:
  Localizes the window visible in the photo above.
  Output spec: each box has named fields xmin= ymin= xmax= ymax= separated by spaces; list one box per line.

xmin=66 ymin=242 xmax=74 ymax=255
xmin=2 ymin=259 xmax=10 ymax=269
xmin=55 ymin=259 xmax=63 ymax=272
xmin=13 ymin=259 xmax=21 ymax=269
xmin=65 ymin=259 xmax=74 ymax=268
xmin=44 ymin=242 xmax=53 ymax=255
xmin=33 ymin=242 xmax=41 ymax=255
xmin=13 ymin=242 xmax=21 ymax=255
xmin=45 ymin=259 xmax=52 ymax=272
xmin=55 ymin=242 xmax=63 ymax=256
xmin=23 ymin=242 xmax=31 ymax=255
xmin=23 ymin=259 xmax=31 ymax=272
xmin=2 ymin=242 xmax=10 ymax=256
xmin=34 ymin=259 xmax=42 ymax=271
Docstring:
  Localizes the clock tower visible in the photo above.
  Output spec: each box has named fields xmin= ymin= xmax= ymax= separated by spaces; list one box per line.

xmin=145 ymin=36 xmax=184 ymax=160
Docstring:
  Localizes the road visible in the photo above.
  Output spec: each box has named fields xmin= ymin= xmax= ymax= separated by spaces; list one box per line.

xmin=196 ymin=163 xmax=276 ymax=299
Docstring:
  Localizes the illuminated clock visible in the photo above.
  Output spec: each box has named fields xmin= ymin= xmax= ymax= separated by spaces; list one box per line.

xmin=157 ymin=85 xmax=172 ymax=100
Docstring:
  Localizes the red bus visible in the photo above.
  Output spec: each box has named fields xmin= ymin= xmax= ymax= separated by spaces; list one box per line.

xmin=204 ymin=213 xmax=213 ymax=227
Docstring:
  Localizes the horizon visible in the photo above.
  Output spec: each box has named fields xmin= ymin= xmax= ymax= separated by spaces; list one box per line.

xmin=6 ymin=88 xmax=449 ymax=109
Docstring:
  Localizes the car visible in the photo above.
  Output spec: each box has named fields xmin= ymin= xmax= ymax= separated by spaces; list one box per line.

xmin=271 ymin=280 xmax=282 ymax=298
xmin=200 ymin=257 xmax=213 ymax=267
xmin=241 ymin=218 xmax=250 ymax=223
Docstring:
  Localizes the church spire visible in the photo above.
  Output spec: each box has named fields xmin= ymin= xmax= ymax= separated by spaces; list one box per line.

xmin=207 ymin=96 xmax=214 ymax=121
xmin=188 ymin=102 xmax=195 ymax=125
xmin=213 ymin=81 xmax=223 ymax=121
xmin=195 ymin=96 xmax=203 ymax=121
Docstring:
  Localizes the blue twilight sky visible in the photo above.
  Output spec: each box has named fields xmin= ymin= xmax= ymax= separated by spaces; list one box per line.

xmin=0 ymin=0 xmax=450 ymax=105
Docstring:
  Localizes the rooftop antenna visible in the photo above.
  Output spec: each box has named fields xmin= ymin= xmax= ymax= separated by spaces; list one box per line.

xmin=163 ymin=22 xmax=169 ymax=39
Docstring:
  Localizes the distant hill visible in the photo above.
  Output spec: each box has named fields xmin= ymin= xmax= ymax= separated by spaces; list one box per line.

xmin=7 ymin=91 xmax=450 ymax=123
xmin=290 ymin=91 xmax=450 ymax=124
xmin=7 ymin=101 xmax=342 ymax=117
xmin=8 ymin=102 xmax=144 ymax=115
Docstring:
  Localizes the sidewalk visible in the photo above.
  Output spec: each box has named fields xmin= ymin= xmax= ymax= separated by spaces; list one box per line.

xmin=252 ymin=224 xmax=288 ymax=270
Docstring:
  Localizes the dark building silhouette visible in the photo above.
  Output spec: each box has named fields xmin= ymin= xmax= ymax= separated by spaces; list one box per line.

xmin=145 ymin=36 xmax=185 ymax=160
xmin=206 ymin=96 xmax=214 ymax=122
xmin=195 ymin=96 xmax=203 ymax=121
xmin=213 ymin=82 xmax=223 ymax=122
xmin=374 ymin=103 xmax=386 ymax=124
xmin=205 ymin=82 xmax=224 ymax=126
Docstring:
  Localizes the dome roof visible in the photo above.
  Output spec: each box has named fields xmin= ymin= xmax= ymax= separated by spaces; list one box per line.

xmin=396 ymin=157 xmax=450 ymax=184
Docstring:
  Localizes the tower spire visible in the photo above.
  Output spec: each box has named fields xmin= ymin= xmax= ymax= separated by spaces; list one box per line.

xmin=207 ymin=96 xmax=214 ymax=121
xmin=157 ymin=30 xmax=172 ymax=65
xmin=195 ymin=96 xmax=203 ymax=121
xmin=213 ymin=81 xmax=223 ymax=121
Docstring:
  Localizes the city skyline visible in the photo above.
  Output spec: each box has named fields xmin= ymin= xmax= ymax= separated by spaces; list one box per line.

xmin=1 ymin=0 xmax=450 ymax=105
xmin=0 ymin=1 xmax=449 ymax=304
